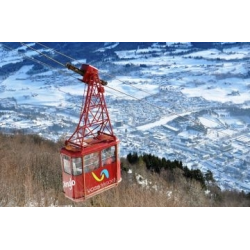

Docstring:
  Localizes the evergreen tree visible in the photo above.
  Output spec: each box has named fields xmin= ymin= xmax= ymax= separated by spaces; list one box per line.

xmin=205 ymin=170 xmax=215 ymax=183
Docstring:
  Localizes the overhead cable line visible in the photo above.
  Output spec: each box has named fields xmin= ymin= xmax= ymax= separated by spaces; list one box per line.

xmin=2 ymin=43 xmax=85 ymax=111
xmin=35 ymin=42 xmax=80 ymax=64
xmin=23 ymin=42 xmax=170 ymax=112
xmin=20 ymin=42 xmax=233 ymax=138
xmin=20 ymin=42 xmax=65 ymax=68
xmin=36 ymin=42 xmax=152 ymax=96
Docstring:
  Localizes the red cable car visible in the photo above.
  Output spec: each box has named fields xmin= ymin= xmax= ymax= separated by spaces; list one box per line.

xmin=60 ymin=63 xmax=121 ymax=202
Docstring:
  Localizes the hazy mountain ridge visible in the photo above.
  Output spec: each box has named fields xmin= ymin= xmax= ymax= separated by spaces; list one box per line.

xmin=0 ymin=42 xmax=244 ymax=75
xmin=0 ymin=42 xmax=246 ymax=57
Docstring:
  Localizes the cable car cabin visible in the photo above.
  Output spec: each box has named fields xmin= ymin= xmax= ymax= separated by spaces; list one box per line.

xmin=60 ymin=135 xmax=121 ymax=202
xmin=60 ymin=63 xmax=121 ymax=202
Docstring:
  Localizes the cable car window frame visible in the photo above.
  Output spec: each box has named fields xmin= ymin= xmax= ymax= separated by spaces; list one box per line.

xmin=84 ymin=152 xmax=100 ymax=173
xmin=72 ymin=157 xmax=83 ymax=176
xmin=102 ymin=146 xmax=116 ymax=167
xmin=62 ymin=155 xmax=71 ymax=175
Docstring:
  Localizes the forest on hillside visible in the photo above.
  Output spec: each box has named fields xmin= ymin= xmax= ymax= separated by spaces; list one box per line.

xmin=0 ymin=133 xmax=249 ymax=207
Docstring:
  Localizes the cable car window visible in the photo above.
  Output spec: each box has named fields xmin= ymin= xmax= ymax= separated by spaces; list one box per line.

xmin=72 ymin=157 xmax=82 ymax=176
xmin=84 ymin=152 xmax=99 ymax=173
xmin=62 ymin=155 xmax=71 ymax=175
xmin=102 ymin=146 xmax=116 ymax=166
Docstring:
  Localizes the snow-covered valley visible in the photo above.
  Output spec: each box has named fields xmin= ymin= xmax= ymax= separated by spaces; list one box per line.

xmin=1 ymin=42 xmax=250 ymax=193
